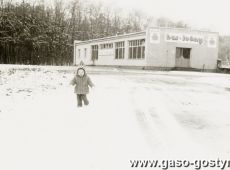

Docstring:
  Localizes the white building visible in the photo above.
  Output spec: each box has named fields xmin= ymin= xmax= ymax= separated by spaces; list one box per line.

xmin=74 ymin=27 xmax=219 ymax=71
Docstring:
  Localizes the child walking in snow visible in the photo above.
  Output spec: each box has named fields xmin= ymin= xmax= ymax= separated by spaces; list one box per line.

xmin=70 ymin=64 xmax=94 ymax=107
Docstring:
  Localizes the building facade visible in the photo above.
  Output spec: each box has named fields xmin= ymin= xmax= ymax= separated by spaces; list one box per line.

xmin=74 ymin=27 xmax=219 ymax=70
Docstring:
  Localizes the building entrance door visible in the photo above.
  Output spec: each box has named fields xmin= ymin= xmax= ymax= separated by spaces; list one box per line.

xmin=175 ymin=48 xmax=191 ymax=68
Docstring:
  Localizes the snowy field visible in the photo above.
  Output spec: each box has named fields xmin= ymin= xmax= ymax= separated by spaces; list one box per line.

xmin=0 ymin=65 xmax=230 ymax=170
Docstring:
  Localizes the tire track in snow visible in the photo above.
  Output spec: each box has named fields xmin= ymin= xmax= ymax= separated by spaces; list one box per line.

xmin=131 ymin=86 xmax=209 ymax=158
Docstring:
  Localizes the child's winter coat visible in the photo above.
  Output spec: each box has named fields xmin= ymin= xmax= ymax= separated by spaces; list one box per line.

xmin=70 ymin=67 xmax=94 ymax=94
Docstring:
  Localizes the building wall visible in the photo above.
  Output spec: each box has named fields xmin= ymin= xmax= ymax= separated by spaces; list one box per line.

xmin=74 ymin=34 xmax=147 ymax=66
xmin=190 ymin=35 xmax=219 ymax=69
xmin=145 ymin=27 xmax=219 ymax=69
xmin=74 ymin=43 xmax=93 ymax=65
xmin=74 ymin=28 xmax=219 ymax=70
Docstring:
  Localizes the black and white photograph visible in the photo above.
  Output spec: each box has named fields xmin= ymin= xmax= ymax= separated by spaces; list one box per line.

xmin=0 ymin=0 xmax=230 ymax=169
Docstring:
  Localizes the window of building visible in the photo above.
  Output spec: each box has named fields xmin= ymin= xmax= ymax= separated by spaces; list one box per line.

xmin=78 ymin=49 xmax=81 ymax=58
xmin=115 ymin=41 xmax=125 ymax=59
xmin=84 ymin=48 xmax=87 ymax=58
xmin=129 ymin=39 xmax=145 ymax=59
xmin=91 ymin=45 xmax=98 ymax=60
xmin=100 ymin=43 xmax=113 ymax=49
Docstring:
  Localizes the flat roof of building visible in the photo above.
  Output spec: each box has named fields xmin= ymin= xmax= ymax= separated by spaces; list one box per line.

xmin=74 ymin=31 xmax=146 ymax=45
xmin=74 ymin=27 xmax=218 ymax=45
xmin=151 ymin=26 xmax=218 ymax=33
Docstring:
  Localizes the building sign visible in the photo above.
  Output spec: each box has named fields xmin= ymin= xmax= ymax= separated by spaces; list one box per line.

xmin=165 ymin=33 xmax=205 ymax=45
xmin=150 ymin=29 xmax=160 ymax=43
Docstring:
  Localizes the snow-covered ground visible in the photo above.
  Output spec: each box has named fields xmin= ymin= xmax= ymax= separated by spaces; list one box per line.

xmin=0 ymin=65 xmax=230 ymax=170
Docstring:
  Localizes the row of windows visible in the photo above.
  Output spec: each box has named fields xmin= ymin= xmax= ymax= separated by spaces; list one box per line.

xmin=78 ymin=48 xmax=87 ymax=59
xmin=129 ymin=46 xmax=145 ymax=59
xmin=100 ymin=43 xmax=113 ymax=49
xmin=129 ymin=39 xmax=145 ymax=59
xmin=92 ymin=45 xmax=98 ymax=60
xmin=77 ymin=39 xmax=145 ymax=60
xmin=115 ymin=41 xmax=125 ymax=59
xmin=129 ymin=39 xmax=145 ymax=47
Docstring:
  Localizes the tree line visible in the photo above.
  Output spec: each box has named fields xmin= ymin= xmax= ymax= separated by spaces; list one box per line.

xmin=0 ymin=0 xmax=189 ymax=65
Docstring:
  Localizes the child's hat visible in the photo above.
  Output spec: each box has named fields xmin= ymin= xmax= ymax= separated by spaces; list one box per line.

xmin=77 ymin=61 xmax=86 ymax=74
xmin=79 ymin=61 xmax=85 ymax=67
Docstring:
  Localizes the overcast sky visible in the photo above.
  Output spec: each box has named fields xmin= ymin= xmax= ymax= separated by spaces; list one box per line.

xmin=100 ymin=0 xmax=230 ymax=35
xmin=16 ymin=0 xmax=230 ymax=35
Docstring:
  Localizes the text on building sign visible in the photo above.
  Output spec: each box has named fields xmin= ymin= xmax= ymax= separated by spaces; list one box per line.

xmin=165 ymin=33 xmax=204 ymax=45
